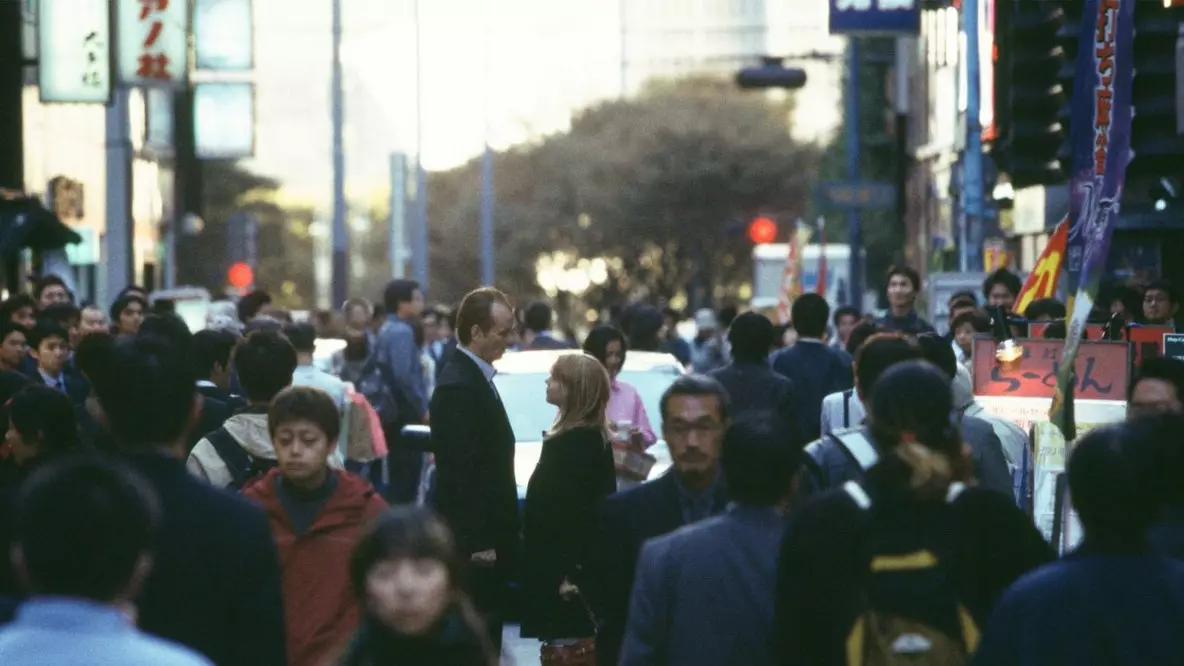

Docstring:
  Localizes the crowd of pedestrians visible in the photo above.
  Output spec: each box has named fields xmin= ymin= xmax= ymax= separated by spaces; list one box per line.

xmin=0 ymin=267 xmax=1177 ymax=666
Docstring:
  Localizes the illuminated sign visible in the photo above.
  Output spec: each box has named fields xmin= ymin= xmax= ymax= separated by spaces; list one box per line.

xmin=830 ymin=0 xmax=920 ymax=35
xmin=37 ymin=0 xmax=112 ymax=104
xmin=117 ymin=0 xmax=189 ymax=86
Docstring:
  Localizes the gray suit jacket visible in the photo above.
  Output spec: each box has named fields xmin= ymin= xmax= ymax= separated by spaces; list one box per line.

xmin=619 ymin=505 xmax=784 ymax=666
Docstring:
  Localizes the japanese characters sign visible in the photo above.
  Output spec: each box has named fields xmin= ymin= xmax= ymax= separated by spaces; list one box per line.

xmin=117 ymin=0 xmax=189 ymax=86
xmin=972 ymin=337 xmax=1129 ymax=401
xmin=829 ymin=0 xmax=919 ymax=35
xmin=38 ymin=0 xmax=111 ymax=104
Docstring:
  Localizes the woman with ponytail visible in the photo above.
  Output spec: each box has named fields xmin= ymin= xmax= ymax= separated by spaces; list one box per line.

xmin=774 ymin=361 xmax=1052 ymax=666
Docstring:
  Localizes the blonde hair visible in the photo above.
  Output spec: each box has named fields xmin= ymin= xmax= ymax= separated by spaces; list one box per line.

xmin=546 ymin=353 xmax=612 ymax=440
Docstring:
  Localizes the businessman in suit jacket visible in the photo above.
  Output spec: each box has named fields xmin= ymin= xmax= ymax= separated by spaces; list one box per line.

xmin=620 ymin=417 xmax=799 ymax=666
xmin=596 ymin=375 xmax=730 ymax=666
xmin=709 ymin=312 xmax=802 ymax=450
xmin=430 ymin=287 xmax=520 ymax=651
xmin=522 ymin=301 xmax=575 ymax=350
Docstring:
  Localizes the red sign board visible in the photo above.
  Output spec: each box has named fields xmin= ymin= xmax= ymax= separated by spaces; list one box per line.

xmin=1127 ymin=326 xmax=1173 ymax=366
xmin=1026 ymin=322 xmax=1106 ymax=340
xmin=972 ymin=337 xmax=1130 ymax=400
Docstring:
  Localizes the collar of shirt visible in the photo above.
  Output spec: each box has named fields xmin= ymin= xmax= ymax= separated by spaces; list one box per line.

xmin=195 ymin=379 xmax=217 ymax=389
xmin=38 ymin=369 xmax=63 ymax=389
xmin=457 ymin=345 xmax=497 ymax=384
xmin=673 ymin=470 xmax=722 ymax=511
xmin=14 ymin=597 xmax=132 ymax=633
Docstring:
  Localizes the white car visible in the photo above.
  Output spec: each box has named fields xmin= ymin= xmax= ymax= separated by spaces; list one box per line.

xmin=492 ymin=349 xmax=682 ymax=498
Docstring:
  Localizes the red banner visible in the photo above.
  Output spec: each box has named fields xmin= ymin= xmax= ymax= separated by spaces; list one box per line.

xmin=972 ymin=337 xmax=1129 ymax=400
xmin=1014 ymin=218 xmax=1068 ymax=316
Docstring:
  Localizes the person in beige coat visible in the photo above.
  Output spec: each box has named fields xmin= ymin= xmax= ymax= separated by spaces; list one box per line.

xmin=188 ymin=330 xmax=342 ymax=489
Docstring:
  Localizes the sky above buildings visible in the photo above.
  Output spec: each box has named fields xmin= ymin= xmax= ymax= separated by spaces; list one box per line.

xmin=246 ymin=0 xmax=842 ymax=205
xmin=248 ymin=0 xmax=620 ymax=199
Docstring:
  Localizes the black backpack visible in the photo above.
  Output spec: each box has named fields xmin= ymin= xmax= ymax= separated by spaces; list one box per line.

xmin=206 ymin=427 xmax=277 ymax=491
xmin=841 ymin=480 xmax=980 ymax=666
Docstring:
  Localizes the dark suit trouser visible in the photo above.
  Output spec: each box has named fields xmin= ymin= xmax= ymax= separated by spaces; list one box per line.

xmin=383 ymin=421 xmax=423 ymax=504
xmin=470 ymin=565 xmax=506 ymax=652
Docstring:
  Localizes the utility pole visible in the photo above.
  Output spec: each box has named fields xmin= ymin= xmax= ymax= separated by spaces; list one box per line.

xmin=961 ymin=0 xmax=984 ymax=272
xmin=845 ymin=39 xmax=863 ymax=308
xmin=619 ymin=0 xmax=628 ymax=96
xmin=389 ymin=152 xmax=407 ymax=278
xmin=330 ymin=0 xmax=348 ymax=307
xmin=894 ymin=38 xmax=911 ymax=275
xmin=411 ymin=0 xmax=429 ymax=291
xmin=105 ymin=89 xmax=133 ymax=304
xmin=480 ymin=1 xmax=494 ymax=286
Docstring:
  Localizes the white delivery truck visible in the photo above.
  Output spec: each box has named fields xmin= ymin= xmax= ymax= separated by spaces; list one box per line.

xmin=751 ymin=243 xmax=865 ymax=312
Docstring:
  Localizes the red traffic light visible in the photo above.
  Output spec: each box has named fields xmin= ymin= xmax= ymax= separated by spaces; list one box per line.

xmin=227 ymin=261 xmax=254 ymax=289
xmin=748 ymin=217 xmax=778 ymax=244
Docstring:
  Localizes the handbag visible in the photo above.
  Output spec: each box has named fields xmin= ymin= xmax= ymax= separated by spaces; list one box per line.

xmin=539 ymin=590 xmax=599 ymax=666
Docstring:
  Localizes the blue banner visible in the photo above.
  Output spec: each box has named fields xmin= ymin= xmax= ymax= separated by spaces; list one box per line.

xmin=1049 ymin=0 xmax=1135 ymax=435
xmin=829 ymin=0 xmax=920 ymax=36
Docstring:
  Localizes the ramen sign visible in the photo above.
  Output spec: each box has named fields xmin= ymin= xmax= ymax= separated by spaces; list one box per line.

xmin=971 ymin=337 xmax=1130 ymax=400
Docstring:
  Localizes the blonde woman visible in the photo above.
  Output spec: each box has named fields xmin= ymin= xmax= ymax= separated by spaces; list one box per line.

xmin=520 ymin=353 xmax=618 ymax=656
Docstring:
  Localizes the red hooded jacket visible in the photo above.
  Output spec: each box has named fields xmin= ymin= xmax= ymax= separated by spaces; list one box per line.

xmin=243 ymin=469 xmax=387 ymax=666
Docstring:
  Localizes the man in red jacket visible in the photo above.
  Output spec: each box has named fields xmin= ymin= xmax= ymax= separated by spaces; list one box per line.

xmin=244 ymin=386 xmax=387 ymax=666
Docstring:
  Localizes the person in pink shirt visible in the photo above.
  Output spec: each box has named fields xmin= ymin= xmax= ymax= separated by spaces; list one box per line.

xmin=583 ymin=325 xmax=657 ymax=451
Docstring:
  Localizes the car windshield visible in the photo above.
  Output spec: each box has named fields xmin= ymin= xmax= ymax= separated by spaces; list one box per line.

xmin=495 ymin=370 xmax=676 ymax=442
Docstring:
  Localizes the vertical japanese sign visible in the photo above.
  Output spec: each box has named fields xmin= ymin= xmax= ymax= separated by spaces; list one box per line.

xmin=117 ymin=0 xmax=189 ymax=86
xmin=38 ymin=0 xmax=112 ymax=104
xmin=1050 ymin=0 xmax=1135 ymax=434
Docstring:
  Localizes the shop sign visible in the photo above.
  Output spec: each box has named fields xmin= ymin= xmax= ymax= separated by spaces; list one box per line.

xmin=117 ymin=0 xmax=188 ymax=86
xmin=38 ymin=0 xmax=112 ymax=104
xmin=971 ymin=337 xmax=1129 ymax=400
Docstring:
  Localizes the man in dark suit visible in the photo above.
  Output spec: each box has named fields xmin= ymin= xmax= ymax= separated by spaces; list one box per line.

xmin=709 ymin=311 xmax=801 ymax=449
xmin=87 ymin=334 xmax=286 ymax=666
xmin=771 ymin=294 xmax=854 ymax=444
xmin=193 ymin=328 xmax=248 ymax=412
xmin=430 ymin=287 xmax=520 ymax=651
xmin=523 ymin=301 xmax=574 ymax=350
xmin=596 ymin=375 xmax=730 ymax=666
xmin=620 ymin=417 xmax=799 ymax=666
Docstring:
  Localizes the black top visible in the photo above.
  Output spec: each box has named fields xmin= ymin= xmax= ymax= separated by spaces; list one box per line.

xmin=276 ymin=471 xmax=338 ymax=537
xmin=429 ymin=351 xmax=519 ymax=564
xmin=595 ymin=471 xmax=728 ymax=666
xmin=123 ymin=452 xmax=287 ymax=666
xmin=770 ymin=341 xmax=854 ymax=445
xmin=338 ymin=614 xmax=492 ymax=666
xmin=774 ymin=458 xmax=1054 ymax=666
xmin=520 ymin=426 xmax=616 ymax=639
xmin=708 ymin=362 xmax=802 ymax=450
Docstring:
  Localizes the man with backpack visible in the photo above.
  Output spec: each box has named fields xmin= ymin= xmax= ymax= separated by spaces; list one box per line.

xmin=188 ymin=330 xmax=343 ymax=490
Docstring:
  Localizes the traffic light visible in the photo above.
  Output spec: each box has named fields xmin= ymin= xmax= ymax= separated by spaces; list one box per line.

xmin=747 ymin=217 xmax=778 ymax=244
xmin=227 ymin=261 xmax=254 ymax=289
xmin=1003 ymin=2 xmax=1067 ymax=188
xmin=736 ymin=57 xmax=807 ymax=90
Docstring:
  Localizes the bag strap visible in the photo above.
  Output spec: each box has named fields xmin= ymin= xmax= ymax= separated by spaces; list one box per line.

xmin=842 ymin=480 xmax=872 ymax=510
xmin=832 ymin=430 xmax=880 ymax=471
xmin=206 ymin=427 xmax=250 ymax=487
xmin=842 ymin=389 xmax=852 ymax=428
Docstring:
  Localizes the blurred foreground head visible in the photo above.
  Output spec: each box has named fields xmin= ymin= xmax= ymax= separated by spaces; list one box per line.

xmin=92 ymin=335 xmax=199 ymax=454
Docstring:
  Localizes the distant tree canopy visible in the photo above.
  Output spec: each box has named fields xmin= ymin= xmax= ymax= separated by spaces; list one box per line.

xmin=426 ymin=76 xmax=820 ymax=313
xmin=180 ymin=160 xmax=314 ymax=308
